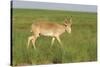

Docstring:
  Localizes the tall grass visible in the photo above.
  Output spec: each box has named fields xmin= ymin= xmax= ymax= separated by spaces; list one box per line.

xmin=12 ymin=9 xmax=97 ymax=66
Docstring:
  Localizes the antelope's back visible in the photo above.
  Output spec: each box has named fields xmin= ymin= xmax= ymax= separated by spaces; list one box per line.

xmin=34 ymin=22 xmax=64 ymax=31
xmin=31 ymin=22 xmax=65 ymax=36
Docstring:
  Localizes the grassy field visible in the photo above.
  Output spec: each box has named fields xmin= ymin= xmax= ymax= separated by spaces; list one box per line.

xmin=12 ymin=9 xmax=97 ymax=66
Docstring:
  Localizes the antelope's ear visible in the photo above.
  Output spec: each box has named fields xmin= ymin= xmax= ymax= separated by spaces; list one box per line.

xmin=63 ymin=21 xmax=68 ymax=26
xmin=64 ymin=18 xmax=68 ymax=23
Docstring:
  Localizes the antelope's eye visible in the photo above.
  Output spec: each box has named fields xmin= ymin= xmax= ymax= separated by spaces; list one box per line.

xmin=64 ymin=24 xmax=67 ymax=26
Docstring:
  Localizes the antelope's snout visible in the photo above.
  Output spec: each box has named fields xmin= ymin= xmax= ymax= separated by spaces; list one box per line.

xmin=66 ymin=26 xmax=71 ymax=34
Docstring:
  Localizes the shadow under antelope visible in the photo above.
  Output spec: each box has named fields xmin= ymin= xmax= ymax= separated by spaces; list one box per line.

xmin=27 ymin=17 xmax=72 ymax=49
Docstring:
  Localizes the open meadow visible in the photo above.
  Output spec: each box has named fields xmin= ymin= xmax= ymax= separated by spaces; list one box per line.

xmin=12 ymin=9 xmax=97 ymax=66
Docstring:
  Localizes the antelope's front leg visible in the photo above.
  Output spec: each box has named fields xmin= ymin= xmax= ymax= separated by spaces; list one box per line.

xmin=55 ymin=36 xmax=63 ymax=48
xmin=51 ymin=37 xmax=55 ymax=48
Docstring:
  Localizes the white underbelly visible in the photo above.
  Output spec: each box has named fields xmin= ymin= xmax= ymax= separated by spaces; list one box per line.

xmin=41 ymin=32 xmax=53 ymax=36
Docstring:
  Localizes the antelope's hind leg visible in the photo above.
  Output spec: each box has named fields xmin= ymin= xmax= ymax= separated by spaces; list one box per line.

xmin=27 ymin=35 xmax=35 ymax=48
xmin=31 ymin=37 xmax=36 ymax=49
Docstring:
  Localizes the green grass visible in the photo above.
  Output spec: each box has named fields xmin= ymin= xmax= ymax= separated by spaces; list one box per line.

xmin=12 ymin=9 xmax=97 ymax=66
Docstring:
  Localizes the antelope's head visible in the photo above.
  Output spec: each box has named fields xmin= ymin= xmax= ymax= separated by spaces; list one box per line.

xmin=64 ymin=17 xmax=72 ymax=34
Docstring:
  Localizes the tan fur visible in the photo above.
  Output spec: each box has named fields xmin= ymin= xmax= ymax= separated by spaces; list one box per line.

xmin=27 ymin=18 xmax=72 ymax=49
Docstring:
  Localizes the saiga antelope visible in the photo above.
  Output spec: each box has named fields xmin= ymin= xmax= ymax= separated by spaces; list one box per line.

xmin=27 ymin=17 xmax=72 ymax=49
